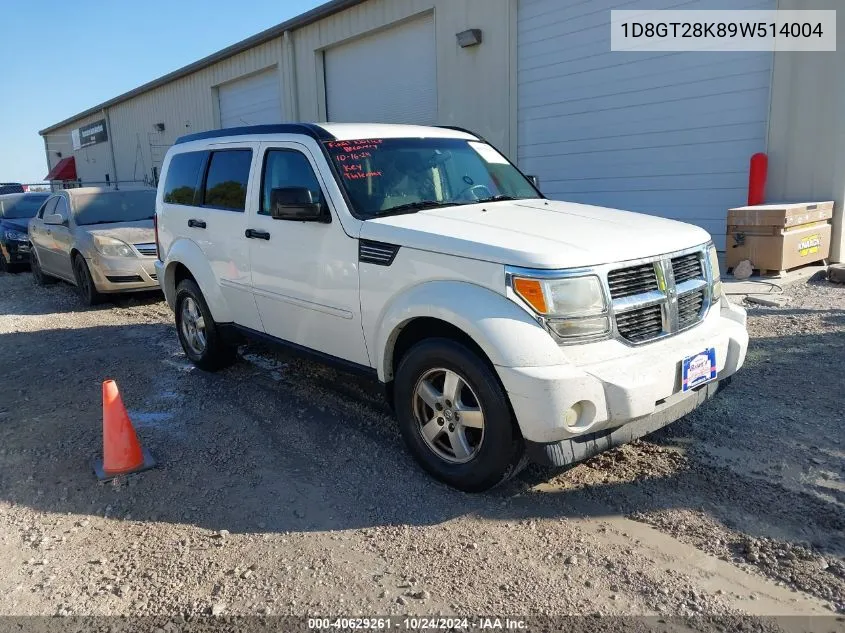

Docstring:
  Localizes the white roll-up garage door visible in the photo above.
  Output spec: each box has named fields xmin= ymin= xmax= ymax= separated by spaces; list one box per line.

xmin=324 ymin=14 xmax=437 ymax=125
xmin=517 ymin=0 xmax=774 ymax=249
xmin=218 ymin=68 xmax=283 ymax=128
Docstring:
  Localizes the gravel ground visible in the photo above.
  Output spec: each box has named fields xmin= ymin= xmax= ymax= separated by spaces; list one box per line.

xmin=0 ymin=269 xmax=842 ymax=625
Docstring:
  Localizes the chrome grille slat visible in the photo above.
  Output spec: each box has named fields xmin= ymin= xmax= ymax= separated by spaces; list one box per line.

xmin=607 ymin=263 xmax=658 ymax=299
xmin=671 ymin=253 xmax=703 ymax=284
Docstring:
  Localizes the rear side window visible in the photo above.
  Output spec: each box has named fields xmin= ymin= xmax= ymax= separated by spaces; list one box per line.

xmin=202 ymin=150 xmax=253 ymax=212
xmin=163 ymin=151 xmax=206 ymax=205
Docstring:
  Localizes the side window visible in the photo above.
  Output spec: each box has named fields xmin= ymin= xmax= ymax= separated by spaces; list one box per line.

xmin=55 ymin=197 xmax=70 ymax=220
xmin=260 ymin=150 xmax=323 ymax=216
xmin=202 ymin=150 xmax=253 ymax=212
xmin=39 ymin=197 xmax=59 ymax=219
xmin=163 ymin=151 xmax=207 ymax=205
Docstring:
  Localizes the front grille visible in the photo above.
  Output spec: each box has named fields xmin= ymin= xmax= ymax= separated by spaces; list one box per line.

xmin=106 ymin=275 xmax=143 ymax=283
xmin=678 ymin=289 xmax=705 ymax=328
xmin=608 ymin=247 xmax=710 ymax=344
xmin=134 ymin=243 xmax=157 ymax=257
xmin=616 ymin=304 xmax=663 ymax=343
xmin=671 ymin=252 xmax=703 ymax=284
xmin=607 ymin=263 xmax=658 ymax=298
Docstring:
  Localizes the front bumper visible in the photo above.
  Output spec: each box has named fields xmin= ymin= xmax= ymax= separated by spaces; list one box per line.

xmin=497 ymin=298 xmax=748 ymax=445
xmin=1 ymin=240 xmax=32 ymax=264
xmin=86 ymin=253 xmax=160 ymax=293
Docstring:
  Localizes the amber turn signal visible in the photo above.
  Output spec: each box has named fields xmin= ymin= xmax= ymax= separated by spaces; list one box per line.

xmin=513 ymin=278 xmax=547 ymax=314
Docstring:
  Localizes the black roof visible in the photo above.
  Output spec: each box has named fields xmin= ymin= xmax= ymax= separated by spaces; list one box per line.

xmin=175 ymin=123 xmax=335 ymax=145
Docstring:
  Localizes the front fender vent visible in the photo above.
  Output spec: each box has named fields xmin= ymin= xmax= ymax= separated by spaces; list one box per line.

xmin=359 ymin=240 xmax=399 ymax=266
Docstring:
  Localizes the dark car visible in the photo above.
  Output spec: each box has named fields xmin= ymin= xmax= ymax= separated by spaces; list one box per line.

xmin=0 ymin=192 xmax=50 ymax=271
xmin=0 ymin=183 xmax=25 ymax=195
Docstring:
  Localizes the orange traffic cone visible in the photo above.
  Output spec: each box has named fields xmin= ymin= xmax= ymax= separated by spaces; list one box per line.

xmin=93 ymin=380 xmax=156 ymax=481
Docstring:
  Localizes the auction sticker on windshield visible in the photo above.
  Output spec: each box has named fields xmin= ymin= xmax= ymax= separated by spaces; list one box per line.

xmin=682 ymin=348 xmax=717 ymax=391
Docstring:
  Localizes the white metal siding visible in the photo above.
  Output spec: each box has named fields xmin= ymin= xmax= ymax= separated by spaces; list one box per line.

xmin=324 ymin=13 xmax=437 ymax=124
xmin=218 ymin=68 xmax=283 ymax=128
xmin=517 ymin=0 xmax=775 ymax=249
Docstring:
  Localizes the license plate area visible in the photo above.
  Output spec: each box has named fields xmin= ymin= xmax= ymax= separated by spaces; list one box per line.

xmin=682 ymin=348 xmax=717 ymax=392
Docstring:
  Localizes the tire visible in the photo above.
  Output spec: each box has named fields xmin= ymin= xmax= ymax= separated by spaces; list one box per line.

xmin=73 ymin=254 xmax=102 ymax=306
xmin=174 ymin=279 xmax=236 ymax=371
xmin=394 ymin=338 xmax=526 ymax=492
xmin=0 ymin=253 xmax=7 ymax=274
xmin=30 ymin=250 xmax=55 ymax=285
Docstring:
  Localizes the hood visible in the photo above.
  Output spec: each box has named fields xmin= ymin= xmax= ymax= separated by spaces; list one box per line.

xmin=360 ymin=199 xmax=711 ymax=269
xmin=82 ymin=219 xmax=154 ymax=245
xmin=1 ymin=218 xmax=32 ymax=233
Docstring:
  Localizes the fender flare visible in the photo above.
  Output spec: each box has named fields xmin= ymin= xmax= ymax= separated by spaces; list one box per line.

xmin=374 ymin=280 xmax=567 ymax=382
xmin=162 ymin=239 xmax=233 ymax=323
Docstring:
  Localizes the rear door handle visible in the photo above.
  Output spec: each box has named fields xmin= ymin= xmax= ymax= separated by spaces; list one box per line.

xmin=188 ymin=218 xmax=206 ymax=229
xmin=245 ymin=229 xmax=270 ymax=240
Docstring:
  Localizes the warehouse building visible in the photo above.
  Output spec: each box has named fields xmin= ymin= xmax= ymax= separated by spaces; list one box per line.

xmin=40 ymin=0 xmax=844 ymax=259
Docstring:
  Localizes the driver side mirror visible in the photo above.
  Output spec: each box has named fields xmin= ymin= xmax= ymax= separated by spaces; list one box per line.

xmin=269 ymin=187 xmax=330 ymax=223
xmin=44 ymin=213 xmax=65 ymax=225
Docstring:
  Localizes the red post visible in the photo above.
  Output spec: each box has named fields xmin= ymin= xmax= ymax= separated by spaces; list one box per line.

xmin=748 ymin=152 xmax=768 ymax=206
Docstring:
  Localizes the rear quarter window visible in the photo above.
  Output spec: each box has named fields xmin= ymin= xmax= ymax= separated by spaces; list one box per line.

xmin=162 ymin=151 xmax=207 ymax=205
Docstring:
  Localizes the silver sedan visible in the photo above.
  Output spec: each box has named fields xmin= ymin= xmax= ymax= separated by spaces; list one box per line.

xmin=28 ymin=188 xmax=160 ymax=305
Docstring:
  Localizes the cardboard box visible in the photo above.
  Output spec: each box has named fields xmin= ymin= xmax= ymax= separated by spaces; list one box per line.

xmin=726 ymin=202 xmax=833 ymax=273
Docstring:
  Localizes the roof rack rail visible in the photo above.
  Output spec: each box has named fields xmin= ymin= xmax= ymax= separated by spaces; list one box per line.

xmin=175 ymin=123 xmax=335 ymax=145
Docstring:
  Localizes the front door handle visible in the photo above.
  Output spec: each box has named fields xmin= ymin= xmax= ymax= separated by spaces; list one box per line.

xmin=188 ymin=218 xmax=206 ymax=229
xmin=245 ymin=229 xmax=270 ymax=240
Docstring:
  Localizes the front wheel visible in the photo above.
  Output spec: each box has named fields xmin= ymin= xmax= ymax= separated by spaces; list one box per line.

xmin=73 ymin=254 xmax=102 ymax=306
xmin=394 ymin=339 xmax=526 ymax=492
xmin=174 ymin=279 xmax=236 ymax=371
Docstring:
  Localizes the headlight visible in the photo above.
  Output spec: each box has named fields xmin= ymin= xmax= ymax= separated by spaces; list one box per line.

xmin=4 ymin=229 xmax=27 ymax=242
xmin=93 ymin=235 xmax=135 ymax=257
xmin=707 ymin=242 xmax=722 ymax=299
xmin=512 ymin=274 xmax=610 ymax=341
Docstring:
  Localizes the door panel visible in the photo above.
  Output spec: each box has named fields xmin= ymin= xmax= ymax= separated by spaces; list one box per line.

xmin=51 ymin=197 xmax=75 ymax=280
xmin=29 ymin=197 xmax=58 ymax=273
xmin=161 ymin=145 xmax=263 ymax=330
xmin=247 ymin=142 xmax=369 ymax=366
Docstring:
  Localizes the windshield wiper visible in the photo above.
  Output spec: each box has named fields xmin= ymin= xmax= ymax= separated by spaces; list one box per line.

xmin=472 ymin=195 xmax=520 ymax=203
xmin=376 ymin=200 xmax=463 ymax=217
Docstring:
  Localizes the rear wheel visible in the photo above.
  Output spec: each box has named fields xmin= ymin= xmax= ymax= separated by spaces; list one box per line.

xmin=73 ymin=254 xmax=102 ymax=306
xmin=174 ymin=279 xmax=236 ymax=371
xmin=30 ymin=250 xmax=55 ymax=285
xmin=394 ymin=338 xmax=526 ymax=492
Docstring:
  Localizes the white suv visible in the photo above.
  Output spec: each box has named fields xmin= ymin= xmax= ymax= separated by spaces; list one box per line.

xmin=154 ymin=123 xmax=748 ymax=491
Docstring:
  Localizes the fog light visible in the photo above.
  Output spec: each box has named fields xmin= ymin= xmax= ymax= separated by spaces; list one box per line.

xmin=563 ymin=403 xmax=583 ymax=427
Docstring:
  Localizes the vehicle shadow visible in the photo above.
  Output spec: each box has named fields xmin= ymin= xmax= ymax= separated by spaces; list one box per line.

xmin=0 ymin=320 xmax=842 ymax=572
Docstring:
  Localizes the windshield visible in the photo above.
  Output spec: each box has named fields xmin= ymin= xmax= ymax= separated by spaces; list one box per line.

xmin=73 ymin=190 xmax=156 ymax=226
xmin=0 ymin=194 xmax=49 ymax=219
xmin=323 ymin=137 xmax=541 ymax=217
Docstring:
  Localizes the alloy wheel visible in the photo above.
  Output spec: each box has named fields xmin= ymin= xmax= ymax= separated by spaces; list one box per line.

xmin=412 ymin=368 xmax=485 ymax=463
xmin=180 ymin=296 xmax=207 ymax=356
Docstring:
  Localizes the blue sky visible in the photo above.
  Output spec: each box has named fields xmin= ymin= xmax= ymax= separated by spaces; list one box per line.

xmin=0 ymin=0 xmax=323 ymax=183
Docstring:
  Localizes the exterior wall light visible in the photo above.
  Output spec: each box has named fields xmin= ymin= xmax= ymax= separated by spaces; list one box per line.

xmin=456 ymin=29 xmax=482 ymax=48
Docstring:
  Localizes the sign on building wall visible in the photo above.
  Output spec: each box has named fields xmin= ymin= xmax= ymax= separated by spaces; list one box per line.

xmin=72 ymin=119 xmax=108 ymax=150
